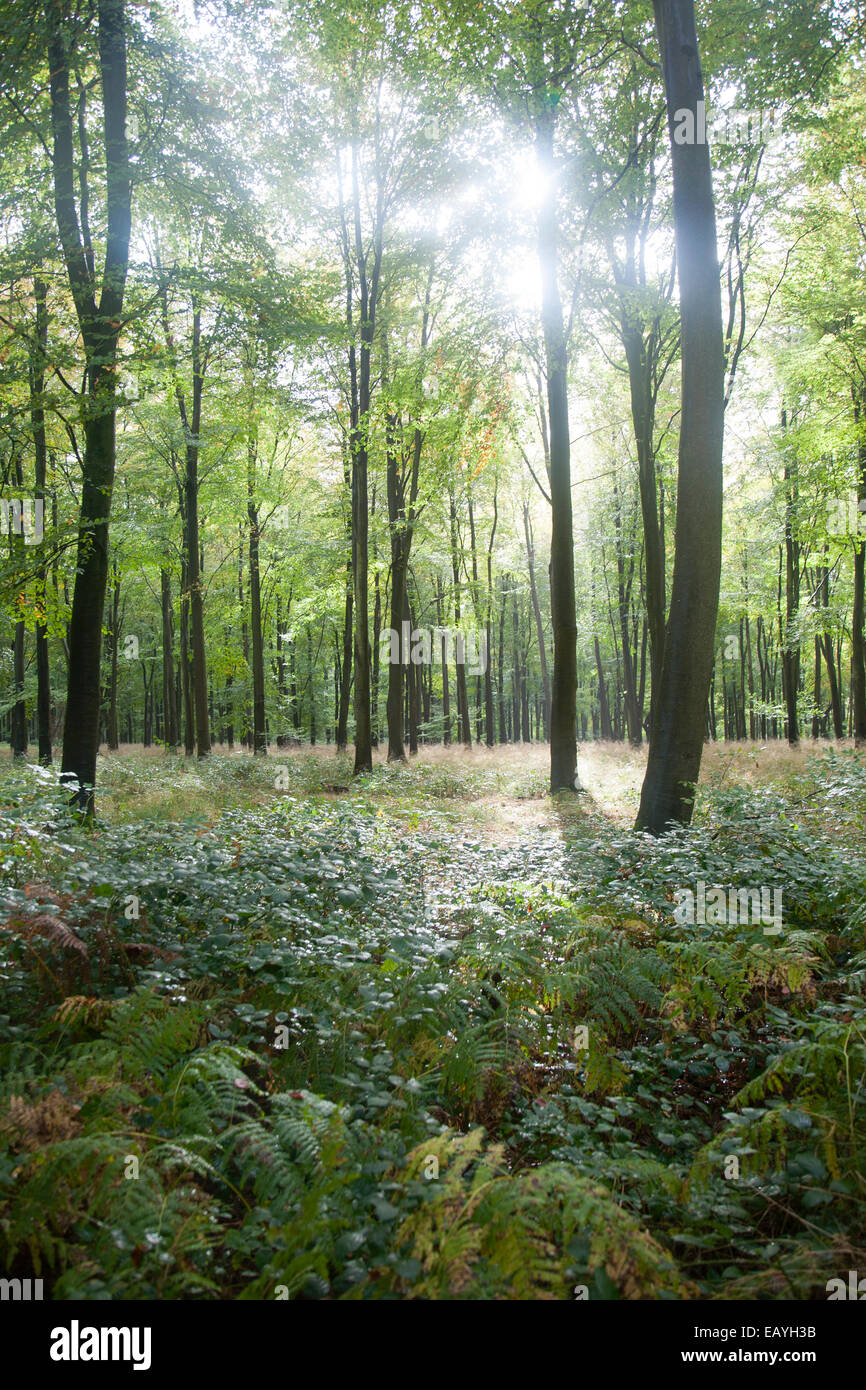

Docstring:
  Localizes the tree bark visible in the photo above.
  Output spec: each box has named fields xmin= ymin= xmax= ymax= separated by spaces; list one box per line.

xmin=106 ymin=566 xmax=120 ymax=750
xmin=161 ymin=568 xmax=179 ymax=749
xmin=851 ymin=391 xmax=866 ymax=744
xmin=30 ymin=277 xmax=52 ymax=764
xmin=51 ymin=0 xmax=132 ymax=812
xmin=485 ymin=489 xmax=498 ymax=746
xmin=781 ymin=413 xmax=801 ymax=745
xmin=449 ymin=491 xmax=471 ymax=747
xmin=535 ymin=105 xmax=577 ymax=791
xmin=346 ymin=139 xmax=381 ymax=775
xmin=523 ymin=501 xmax=550 ymax=738
xmin=246 ymin=423 xmax=266 ymax=754
xmin=637 ymin=0 xmax=725 ymax=832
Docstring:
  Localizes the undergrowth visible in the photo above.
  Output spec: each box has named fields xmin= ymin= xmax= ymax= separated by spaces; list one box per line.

xmin=0 ymin=749 xmax=864 ymax=1299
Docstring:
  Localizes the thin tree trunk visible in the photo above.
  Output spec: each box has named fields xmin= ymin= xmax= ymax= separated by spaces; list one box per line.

xmin=246 ymin=424 xmax=266 ymax=754
xmin=437 ymin=574 xmax=451 ymax=745
xmin=523 ymin=500 xmax=550 ymax=737
xmin=106 ymin=566 xmax=120 ymax=750
xmin=31 ymin=277 xmax=51 ymax=764
xmin=183 ymin=307 xmax=210 ymax=757
xmin=536 ymin=104 xmax=577 ymax=791
xmin=498 ymin=581 xmax=507 ymax=744
xmin=450 ymin=492 xmax=471 ymax=747
xmin=485 ymin=489 xmax=498 ymax=746
xmin=781 ymin=413 xmax=800 ymax=745
xmin=160 ymin=569 xmax=179 ymax=749
xmin=348 ymin=140 xmax=380 ymax=775
xmin=851 ymin=391 xmax=866 ymax=743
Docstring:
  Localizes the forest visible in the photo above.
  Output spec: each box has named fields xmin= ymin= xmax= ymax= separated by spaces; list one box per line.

xmin=0 ymin=0 xmax=865 ymax=1335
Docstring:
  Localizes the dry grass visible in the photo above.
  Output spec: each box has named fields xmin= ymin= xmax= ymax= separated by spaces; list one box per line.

xmin=3 ymin=736 xmax=858 ymax=830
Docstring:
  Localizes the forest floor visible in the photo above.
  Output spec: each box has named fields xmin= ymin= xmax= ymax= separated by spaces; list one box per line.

xmin=0 ymin=742 xmax=864 ymax=1300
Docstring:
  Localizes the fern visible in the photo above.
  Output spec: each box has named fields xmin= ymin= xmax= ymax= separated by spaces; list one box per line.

xmin=380 ymin=1130 xmax=691 ymax=1300
xmin=689 ymin=1010 xmax=866 ymax=1191
xmin=103 ymin=989 xmax=207 ymax=1081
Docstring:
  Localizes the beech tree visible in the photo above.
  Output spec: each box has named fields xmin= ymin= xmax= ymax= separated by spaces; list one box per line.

xmin=636 ymin=0 xmax=725 ymax=833
xmin=47 ymin=0 xmax=132 ymax=811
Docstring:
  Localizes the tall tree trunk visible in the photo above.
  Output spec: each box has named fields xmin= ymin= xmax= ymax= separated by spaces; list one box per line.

xmin=180 ymin=567 xmax=194 ymax=754
xmin=613 ymin=481 xmax=641 ymax=746
xmin=851 ymin=391 xmax=866 ymax=744
xmin=30 ymin=277 xmax=51 ymax=764
xmin=161 ymin=568 xmax=179 ymax=749
xmin=637 ymin=0 xmax=725 ymax=832
xmin=183 ymin=308 xmax=210 ymax=757
xmin=594 ymin=635 xmax=614 ymax=740
xmin=744 ymin=612 xmax=756 ymax=739
xmin=449 ymin=491 xmax=471 ymax=747
xmin=371 ymin=557 xmax=381 ymax=747
xmin=8 ymin=451 xmax=28 ymax=758
xmin=52 ymin=0 xmax=131 ymax=812
xmin=385 ymin=392 xmax=409 ymax=762
xmin=485 ymin=490 xmax=498 ymax=746
xmin=348 ymin=140 xmax=381 ymax=775
xmin=247 ymin=432 xmax=266 ymax=755
xmin=275 ymin=593 xmax=288 ymax=747
xmin=821 ymin=634 xmax=844 ymax=739
xmin=336 ymin=444 xmax=354 ymax=753
xmin=536 ymin=104 xmax=577 ymax=791
xmin=437 ymin=574 xmax=451 ymax=745
xmin=406 ymin=591 xmax=420 ymax=755
xmin=336 ymin=560 xmax=353 ymax=750
xmin=523 ymin=501 xmax=550 ymax=737
xmin=512 ymin=587 xmax=522 ymax=741
xmin=622 ymin=321 xmax=666 ymax=732
xmin=781 ymin=413 xmax=801 ymax=746
xmin=307 ymin=625 xmax=316 ymax=745
xmin=106 ymin=567 xmax=120 ymax=750
xmin=497 ymin=580 xmax=507 ymax=743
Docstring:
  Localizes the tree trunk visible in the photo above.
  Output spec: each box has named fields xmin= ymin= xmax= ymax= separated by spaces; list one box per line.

xmin=851 ymin=393 xmax=866 ymax=744
xmin=781 ymin=415 xmax=801 ymax=745
xmin=336 ymin=560 xmax=353 ymax=750
xmin=247 ymin=437 xmax=266 ymax=755
xmin=637 ymin=0 xmax=725 ymax=832
xmin=450 ymin=492 xmax=471 ymax=747
xmin=8 ymin=450 xmax=28 ymax=759
xmin=406 ymin=592 xmax=420 ymax=755
xmin=485 ymin=490 xmax=498 ymax=746
xmin=51 ymin=0 xmax=131 ymax=813
xmin=438 ymin=574 xmax=451 ymax=745
xmin=536 ymin=105 xmax=577 ymax=791
xmin=621 ymin=322 xmax=666 ymax=733
xmin=348 ymin=141 xmax=380 ymax=775
xmin=182 ymin=308 xmax=210 ymax=757
xmin=498 ymin=580 xmax=507 ymax=743
xmin=106 ymin=567 xmax=120 ymax=750
xmin=386 ymin=395 xmax=409 ymax=761
xmin=613 ymin=481 xmax=641 ymax=746
xmin=594 ymin=635 xmax=614 ymax=740
xmin=30 ymin=277 xmax=52 ymax=764
xmin=523 ymin=501 xmax=550 ymax=738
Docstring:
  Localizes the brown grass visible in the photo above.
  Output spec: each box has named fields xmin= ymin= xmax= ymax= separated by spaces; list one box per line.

xmin=3 ymin=736 xmax=858 ymax=831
